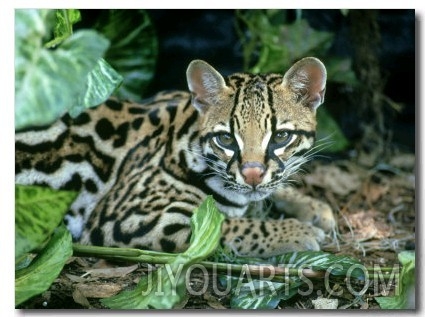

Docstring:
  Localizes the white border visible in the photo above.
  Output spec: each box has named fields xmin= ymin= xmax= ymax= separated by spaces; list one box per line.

xmin=6 ymin=0 xmax=423 ymax=9
xmin=2 ymin=2 xmax=422 ymax=316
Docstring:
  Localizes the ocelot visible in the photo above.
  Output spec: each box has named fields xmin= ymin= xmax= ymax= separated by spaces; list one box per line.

xmin=15 ymin=57 xmax=336 ymax=257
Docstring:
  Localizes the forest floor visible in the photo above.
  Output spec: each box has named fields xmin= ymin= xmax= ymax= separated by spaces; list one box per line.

xmin=19 ymin=146 xmax=416 ymax=310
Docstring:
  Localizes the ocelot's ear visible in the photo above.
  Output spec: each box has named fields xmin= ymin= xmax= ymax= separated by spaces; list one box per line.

xmin=186 ymin=60 xmax=227 ymax=113
xmin=283 ymin=57 xmax=327 ymax=111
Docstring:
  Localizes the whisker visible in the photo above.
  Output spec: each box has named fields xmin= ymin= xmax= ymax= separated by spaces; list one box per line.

xmin=267 ymin=136 xmax=330 ymax=191
xmin=184 ymin=148 xmax=232 ymax=184
xmin=184 ymin=135 xmax=329 ymax=197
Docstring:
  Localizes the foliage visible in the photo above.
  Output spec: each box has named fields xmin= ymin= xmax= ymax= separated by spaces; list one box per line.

xmin=316 ymin=107 xmax=349 ymax=150
xmin=15 ymin=9 xmax=157 ymax=130
xmin=235 ymin=9 xmax=357 ymax=84
xmin=276 ymin=251 xmax=365 ymax=278
xmin=375 ymin=251 xmax=415 ymax=309
xmin=15 ymin=226 xmax=73 ymax=306
xmin=219 ymin=251 xmax=364 ymax=309
xmin=15 ymin=186 xmax=76 ymax=306
xmin=15 ymin=185 xmax=76 ymax=260
xmin=15 ymin=9 xmax=121 ymax=130
xmin=15 ymin=9 xmax=159 ymax=306
xmin=101 ymin=196 xmax=225 ymax=309
xmin=45 ymin=9 xmax=81 ymax=48
xmin=92 ymin=9 xmax=158 ymax=101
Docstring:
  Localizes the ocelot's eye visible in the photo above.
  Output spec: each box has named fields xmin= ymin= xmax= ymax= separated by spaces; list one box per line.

xmin=273 ymin=130 xmax=292 ymax=146
xmin=215 ymin=133 xmax=237 ymax=149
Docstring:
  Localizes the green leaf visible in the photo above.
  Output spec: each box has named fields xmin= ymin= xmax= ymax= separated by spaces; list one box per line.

xmin=237 ymin=10 xmax=357 ymax=86
xmin=376 ymin=251 xmax=415 ymax=309
xmin=15 ymin=225 xmax=73 ymax=306
xmin=45 ymin=9 xmax=82 ymax=48
xmin=223 ymin=272 xmax=299 ymax=309
xmin=55 ymin=9 xmax=81 ymax=36
xmin=185 ymin=197 xmax=226 ymax=257
xmin=15 ymin=185 xmax=77 ymax=259
xmin=70 ymin=58 xmax=123 ymax=117
xmin=94 ymin=9 xmax=158 ymax=100
xmin=101 ymin=263 xmax=184 ymax=309
xmin=231 ymin=282 xmax=301 ymax=309
xmin=15 ymin=9 xmax=54 ymax=84
xmin=15 ymin=9 xmax=111 ymax=130
xmin=15 ymin=254 xmax=35 ymax=271
xmin=102 ymin=196 xmax=225 ymax=309
xmin=340 ymin=9 xmax=350 ymax=17
xmin=249 ymin=18 xmax=334 ymax=73
xmin=325 ymin=57 xmax=358 ymax=86
xmin=230 ymin=280 xmax=283 ymax=309
xmin=317 ymin=107 xmax=349 ymax=152
xmin=221 ymin=251 xmax=365 ymax=309
xmin=276 ymin=251 xmax=365 ymax=279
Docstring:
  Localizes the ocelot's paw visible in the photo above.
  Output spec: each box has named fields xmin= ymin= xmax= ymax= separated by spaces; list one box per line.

xmin=272 ymin=187 xmax=336 ymax=233
xmin=290 ymin=199 xmax=336 ymax=233
xmin=221 ymin=218 xmax=325 ymax=257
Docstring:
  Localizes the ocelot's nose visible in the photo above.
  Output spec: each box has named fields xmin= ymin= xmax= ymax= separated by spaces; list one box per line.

xmin=241 ymin=162 xmax=266 ymax=187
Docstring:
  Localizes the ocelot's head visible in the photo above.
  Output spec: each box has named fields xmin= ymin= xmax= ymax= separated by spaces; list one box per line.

xmin=186 ymin=57 xmax=326 ymax=201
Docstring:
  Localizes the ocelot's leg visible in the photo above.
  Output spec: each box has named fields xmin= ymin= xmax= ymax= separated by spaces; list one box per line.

xmin=272 ymin=187 xmax=336 ymax=233
xmin=221 ymin=218 xmax=325 ymax=257
xmin=78 ymin=163 xmax=201 ymax=253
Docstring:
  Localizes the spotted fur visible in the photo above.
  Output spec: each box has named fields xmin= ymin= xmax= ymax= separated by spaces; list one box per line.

xmin=15 ymin=57 xmax=335 ymax=257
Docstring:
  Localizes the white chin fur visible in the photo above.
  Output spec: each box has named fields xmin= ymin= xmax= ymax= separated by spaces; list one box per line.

xmin=245 ymin=191 xmax=271 ymax=202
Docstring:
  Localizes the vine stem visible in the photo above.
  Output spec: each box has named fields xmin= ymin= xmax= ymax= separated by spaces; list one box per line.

xmin=72 ymin=244 xmax=398 ymax=283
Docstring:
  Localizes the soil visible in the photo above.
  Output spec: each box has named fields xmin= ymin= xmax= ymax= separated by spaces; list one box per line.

xmin=17 ymin=147 xmax=415 ymax=310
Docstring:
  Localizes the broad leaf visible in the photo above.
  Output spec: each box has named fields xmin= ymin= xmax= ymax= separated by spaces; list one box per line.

xmin=246 ymin=17 xmax=334 ymax=74
xmin=15 ymin=9 xmax=111 ymax=130
xmin=102 ymin=196 xmax=225 ymax=309
xmin=45 ymin=9 xmax=82 ymax=48
xmin=325 ymin=57 xmax=358 ymax=86
xmin=230 ymin=281 xmax=282 ymax=309
xmin=222 ymin=271 xmax=300 ymax=309
xmin=15 ymin=225 xmax=73 ymax=306
xmin=376 ymin=251 xmax=415 ymax=309
xmin=276 ymin=251 xmax=365 ymax=279
xmin=221 ymin=250 xmax=365 ymax=309
xmin=70 ymin=58 xmax=123 ymax=117
xmin=229 ymin=279 xmax=301 ymax=309
xmin=15 ymin=185 xmax=77 ymax=259
xmin=94 ymin=9 xmax=158 ymax=101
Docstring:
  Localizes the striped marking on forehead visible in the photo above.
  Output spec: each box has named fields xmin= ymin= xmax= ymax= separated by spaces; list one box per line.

xmin=227 ymin=73 xmax=283 ymax=124
xmin=229 ymin=80 xmax=277 ymax=128
xmin=224 ymin=73 xmax=287 ymax=157
xmin=229 ymin=77 xmax=279 ymax=156
xmin=226 ymin=73 xmax=283 ymax=89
